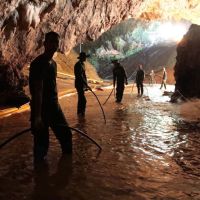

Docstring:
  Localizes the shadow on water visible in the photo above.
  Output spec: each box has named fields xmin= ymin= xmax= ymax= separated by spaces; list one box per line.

xmin=32 ymin=155 xmax=73 ymax=200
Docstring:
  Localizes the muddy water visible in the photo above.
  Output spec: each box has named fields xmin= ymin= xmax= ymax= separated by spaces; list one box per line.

xmin=0 ymin=85 xmax=200 ymax=200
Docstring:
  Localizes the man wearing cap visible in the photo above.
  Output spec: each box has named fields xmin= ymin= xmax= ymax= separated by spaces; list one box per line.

xmin=74 ymin=52 xmax=90 ymax=116
xmin=112 ymin=60 xmax=128 ymax=103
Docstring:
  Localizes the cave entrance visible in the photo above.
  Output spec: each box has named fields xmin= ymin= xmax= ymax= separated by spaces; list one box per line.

xmin=73 ymin=19 xmax=190 ymax=86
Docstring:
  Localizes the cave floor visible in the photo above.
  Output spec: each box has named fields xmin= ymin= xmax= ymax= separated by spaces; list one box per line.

xmin=0 ymin=83 xmax=200 ymax=200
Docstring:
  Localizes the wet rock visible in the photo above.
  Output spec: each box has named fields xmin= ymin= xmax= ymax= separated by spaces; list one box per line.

xmin=174 ymin=24 xmax=200 ymax=98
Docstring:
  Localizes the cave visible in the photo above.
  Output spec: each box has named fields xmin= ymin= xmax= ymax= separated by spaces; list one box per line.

xmin=0 ymin=0 xmax=200 ymax=103
xmin=1 ymin=1 xmax=200 ymax=200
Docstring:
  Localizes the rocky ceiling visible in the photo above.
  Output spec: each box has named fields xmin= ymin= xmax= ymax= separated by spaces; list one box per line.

xmin=1 ymin=0 xmax=200 ymax=67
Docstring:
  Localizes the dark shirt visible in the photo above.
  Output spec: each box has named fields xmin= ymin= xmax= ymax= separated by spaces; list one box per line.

xmin=113 ymin=65 xmax=127 ymax=86
xmin=74 ymin=61 xmax=87 ymax=89
xmin=29 ymin=54 xmax=58 ymax=105
xmin=136 ymin=69 xmax=145 ymax=83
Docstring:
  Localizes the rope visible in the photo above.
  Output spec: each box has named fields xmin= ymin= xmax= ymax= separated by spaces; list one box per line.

xmin=128 ymin=70 xmax=137 ymax=80
xmin=88 ymin=88 xmax=106 ymax=124
xmin=103 ymin=87 xmax=114 ymax=105
xmin=176 ymin=89 xmax=188 ymax=101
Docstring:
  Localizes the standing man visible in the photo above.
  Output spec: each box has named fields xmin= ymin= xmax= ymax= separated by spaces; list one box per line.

xmin=149 ymin=69 xmax=156 ymax=85
xmin=160 ymin=67 xmax=167 ymax=90
xmin=29 ymin=31 xmax=72 ymax=162
xmin=112 ymin=60 xmax=128 ymax=103
xmin=136 ymin=64 xmax=145 ymax=97
xmin=74 ymin=52 xmax=90 ymax=116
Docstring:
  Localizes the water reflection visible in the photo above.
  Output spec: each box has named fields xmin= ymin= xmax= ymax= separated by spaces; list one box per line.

xmin=146 ymin=84 xmax=175 ymax=102
xmin=173 ymin=120 xmax=200 ymax=177
xmin=0 ymin=85 xmax=200 ymax=200
xmin=33 ymin=155 xmax=73 ymax=200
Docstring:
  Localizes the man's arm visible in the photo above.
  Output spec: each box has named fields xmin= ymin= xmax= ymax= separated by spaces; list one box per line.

xmin=32 ymin=80 xmax=44 ymax=131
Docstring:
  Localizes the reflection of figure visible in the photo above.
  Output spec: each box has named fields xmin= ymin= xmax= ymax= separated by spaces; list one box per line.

xmin=112 ymin=60 xmax=128 ymax=103
xmin=136 ymin=64 xmax=145 ymax=96
xmin=74 ymin=52 xmax=90 ymax=117
xmin=160 ymin=67 xmax=167 ymax=90
xmin=29 ymin=32 xmax=72 ymax=162
xmin=33 ymin=155 xmax=72 ymax=200
xmin=149 ymin=70 xmax=156 ymax=85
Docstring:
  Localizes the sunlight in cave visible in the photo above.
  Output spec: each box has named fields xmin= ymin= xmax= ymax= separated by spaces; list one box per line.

xmin=149 ymin=22 xmax=189 ymax=43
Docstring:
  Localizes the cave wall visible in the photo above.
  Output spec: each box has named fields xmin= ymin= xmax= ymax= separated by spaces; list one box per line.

xmin=174 ymin=24 xmax=200 ymax=98
xmin=0 ymin=0 xmax=144 ymax=92
xmin=1 ymin=0 xmax=200 ymax=98
xmin=0 ymin=0 xmax=142 ymax=67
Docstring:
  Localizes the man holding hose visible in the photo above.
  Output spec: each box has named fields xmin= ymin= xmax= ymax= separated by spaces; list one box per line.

xmin=74 ymin=52 xmax=90 ymax=117
xmin=29 ymin=31 xmax=72 ymax=163
xmin=112 ymin=60 xmax=128 ymax=103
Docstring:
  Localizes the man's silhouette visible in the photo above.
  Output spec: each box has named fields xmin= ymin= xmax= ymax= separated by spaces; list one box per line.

xmin=112 ymin=60 xmax=128 ymax=103
xmin=149 ymin=69 xmax=156 ymax=85
xmin=136 ymin=64 xmax=145 ymax=96
xmin=29 ymin=31 xmax=72 ymax=162
xmin=160 ymin=67 xmax=167 ymax=90
xmin=74 ymin=52 xmax=90 ymax=117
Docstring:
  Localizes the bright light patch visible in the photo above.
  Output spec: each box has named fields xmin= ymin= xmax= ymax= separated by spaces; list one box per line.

xmin=157 ymin=22 xmax=187 ymax=42
xmin=149 ymin=22 xmax=188 ymax=44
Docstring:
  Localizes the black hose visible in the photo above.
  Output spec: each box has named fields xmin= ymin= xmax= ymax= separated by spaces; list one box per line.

xmin=88 ymin=88 xmax=106 ymax=124
xmin=103 ymin=88 xmax=114 ymax=105
xmin=0 ymin=126 xmax=102 ymax=151
xmin=0 ymin=128 xmax=31 ymax=149
xmin=69 ymin=126 xmax=102 ymax=151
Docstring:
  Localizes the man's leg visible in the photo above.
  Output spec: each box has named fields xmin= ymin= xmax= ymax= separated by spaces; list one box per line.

xmin=137 ymin=83 xmax=140 ymax=95
xmin=116 ymin=85 xmax=120 ymax=102
xmin=31 ymin=124 xmax=49 ymax=162
xmin=50 ymin=104 xmax=72 ymax=154
xmin=77 ymin=88 xmax=86 ymax=115
xmin=164 ymin=81 xmax=167 ymax=89
xmin=160 ymin=81 xmax=163 ymax=89
xmin=120 ymin=86 xmax=125 ymax=101
xmin=116 ymin=85 xmax=124 ymax=102
xmin=141 ymin=83 xmax=144 ymax=95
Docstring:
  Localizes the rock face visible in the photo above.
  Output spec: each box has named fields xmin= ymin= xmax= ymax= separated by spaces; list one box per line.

xmin=174 ymin=24 xmax=200 ymax=98
xmin=0 ymin=0 xmax=143 ymax=94
xmin=140 ymin=0 xmax=200 ymax=24
xmin=0 ymin=0 xmax=143 ymax=66
xmin=1 ymin=0 xmax=200 ymax=99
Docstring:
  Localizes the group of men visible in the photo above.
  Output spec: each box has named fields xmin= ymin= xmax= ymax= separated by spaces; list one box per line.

xmin=29 ymin=31 xmax=168 ymax=162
